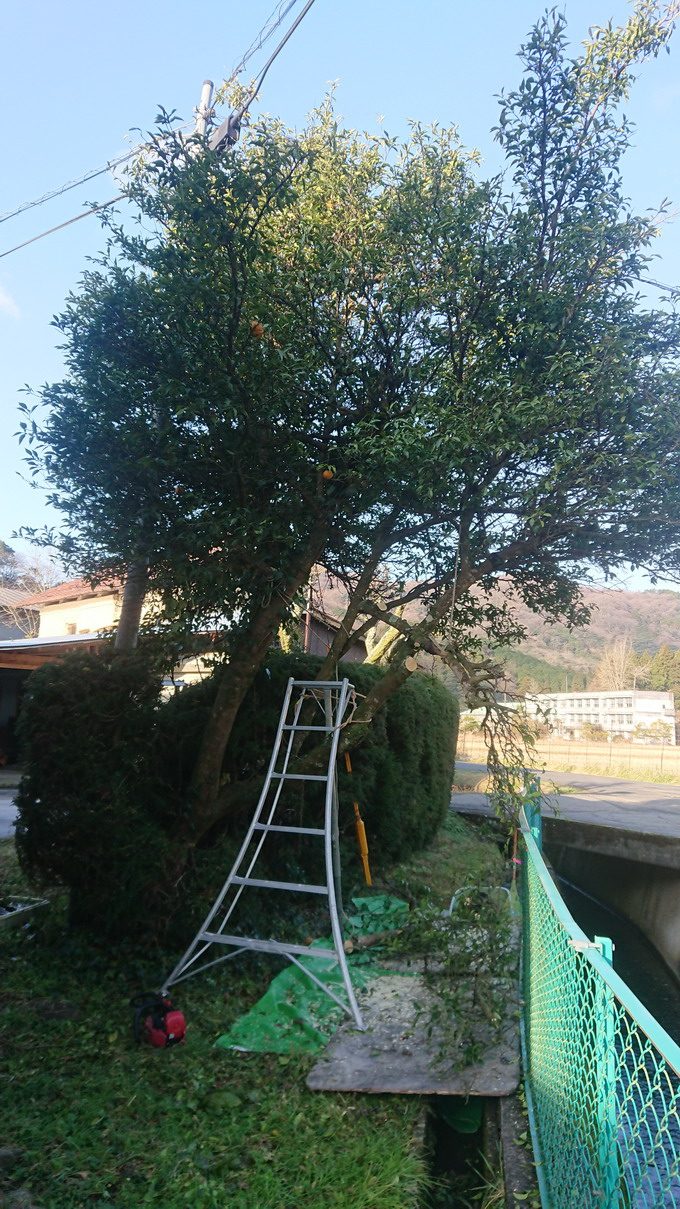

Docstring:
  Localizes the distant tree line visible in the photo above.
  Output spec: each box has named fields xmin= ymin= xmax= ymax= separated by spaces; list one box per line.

xmin=506 ymin=639 xmax=680 ymax=704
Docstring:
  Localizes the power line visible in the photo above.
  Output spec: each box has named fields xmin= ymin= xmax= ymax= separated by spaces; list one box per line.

xmin=0 ymin=4 xmax=302 ymax=231
xmin=0 ymin=155 xmax=134 ymax=227
xmin=222 ymin=0 xmax=299 ymax=94
xmin=1 ymin=0 xmax=319 ymax=258
xmin=638 ymin=276 xmax=680 ymax=298
xmin=247 ymin=0 xmax=318 ymax=110
xmin=0 ymin=123 xmax=195 ymax=229
xmin=0 ymin=197 xmax=125 ymax=261
xmin=210 ymin=0 xmax=318 ymax=150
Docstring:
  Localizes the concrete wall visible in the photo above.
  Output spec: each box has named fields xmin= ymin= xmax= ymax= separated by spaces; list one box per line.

xmin=546 ymin=823 xmax=680 ymax=980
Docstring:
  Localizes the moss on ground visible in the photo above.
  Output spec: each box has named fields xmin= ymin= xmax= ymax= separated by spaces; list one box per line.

xmin=385 ymin=813 xmax=506 ymax=908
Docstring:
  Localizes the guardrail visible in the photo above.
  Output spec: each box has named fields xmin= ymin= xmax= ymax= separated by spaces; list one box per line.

xmin=520 ymin=796 xmax=680 ymax=1206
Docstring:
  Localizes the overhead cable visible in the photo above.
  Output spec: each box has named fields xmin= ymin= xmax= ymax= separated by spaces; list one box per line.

xmin=1 ymin=1 xmax=318 ymax=256
xmin=222 ymin=0 xmax=299 ymax=94
xmin=0 ymin=124 xmax=194 ymax=229
xmin=0 ymin=197 xmax=125 ymax=260
xmin=0 ymin=155 xmax=135 ymax=226
xmin=1 ymin=4 xmax=301 ymax=230
xmin=210 ymin=0 xmax=318 ymax=150
xmin=246 ymin=0 xmax=318 ymax=109
xmin=637 ymin=276 xmax=680 ymax=298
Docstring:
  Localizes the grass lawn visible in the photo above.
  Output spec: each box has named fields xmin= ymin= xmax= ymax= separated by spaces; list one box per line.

xmin=1 ymin=815 xmax=504 ymax=1209
xmin=538 ymin=760 xmax=680 ymax=785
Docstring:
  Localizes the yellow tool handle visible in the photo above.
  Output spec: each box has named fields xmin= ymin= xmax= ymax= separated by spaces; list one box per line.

xmin=353 ymin=802 xmax=372 ymax=887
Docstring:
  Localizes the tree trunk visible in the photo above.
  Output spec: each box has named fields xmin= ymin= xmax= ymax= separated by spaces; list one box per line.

xmin=315 ymin=512 xmax=398 ymax=680
xmin=114 ymin=557 xmax=149 ymax=652
xmin=187 ymin=523 xmax=327 ymax=835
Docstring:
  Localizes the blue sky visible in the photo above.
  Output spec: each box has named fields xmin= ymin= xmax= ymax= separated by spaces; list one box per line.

xmin=1 ymin=0 xmax=678 ymax=589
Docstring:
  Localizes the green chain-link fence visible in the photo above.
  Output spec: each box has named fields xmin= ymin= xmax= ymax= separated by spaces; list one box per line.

xmin=520 ymin=799 xmax=680 ymax=1207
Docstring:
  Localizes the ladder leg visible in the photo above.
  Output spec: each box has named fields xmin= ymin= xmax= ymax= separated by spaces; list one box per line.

xmin=325 ymin=688 xmax=345 ymax=926
xmin=161 ymin=677 xmax=366 ymax=1031
xmin=324 ymin=685 xmax=365 ymax=1030
xmin=161 ymin=679 xmax=299 ymax=990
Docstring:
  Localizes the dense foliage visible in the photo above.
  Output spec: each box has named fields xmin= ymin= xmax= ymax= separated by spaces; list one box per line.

xmin=15 ymin=652 xmax=458 ymax=938
xmin=14 ymin=653 xmax=177 ymax=932
xmin=18 ymin=6 xmax=680 ymax=828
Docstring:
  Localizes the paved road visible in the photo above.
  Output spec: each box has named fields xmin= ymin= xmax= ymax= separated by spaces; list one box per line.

xmin=0 ymin=788 xmax=18 ymax=839
xmin=3 ymin=763 xmax=680 ymax=843
xmin=453 ymin=761 xmax=680 ymax=840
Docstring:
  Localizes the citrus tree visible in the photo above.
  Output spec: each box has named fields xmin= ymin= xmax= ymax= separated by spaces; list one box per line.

xmin=20 ymin=4 xmax=680 ymax=835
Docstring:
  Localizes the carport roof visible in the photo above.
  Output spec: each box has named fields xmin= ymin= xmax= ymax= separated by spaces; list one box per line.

xmin=0 ymin=633 xmax=105 ymax=669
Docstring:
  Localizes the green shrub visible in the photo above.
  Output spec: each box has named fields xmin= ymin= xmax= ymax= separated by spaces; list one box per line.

xmin=15 ymin=650 xmax=458 ymax=940
xmin=14 ymin=652 xmax=180 ymax=932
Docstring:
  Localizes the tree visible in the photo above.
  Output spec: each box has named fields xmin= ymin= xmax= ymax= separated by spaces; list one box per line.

xmin=20 ymin=5 xmax=680 ymax=838
xmin=633 ymin=719 xmax=674 ymax=742
xmin=0 ymin=544 xmax=61 ymax=635
xmin=581 ymin=721 xmax=608 ymax=742
xmin=0 ymin=540 xmax=18 ymax=588
xmin=460 ymin=714 xmax=482 ymax=735
xmin=590 ymin=638 xmax=645 ymax=690
xmin=647 ymin=644 xmax=680 ymax=697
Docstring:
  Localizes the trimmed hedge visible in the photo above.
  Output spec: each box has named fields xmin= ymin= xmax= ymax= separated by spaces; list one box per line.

xmin=16 ymin=651 xmax=458 ymax=939
xmin=14 ymin=653 xmax=179 ymax=932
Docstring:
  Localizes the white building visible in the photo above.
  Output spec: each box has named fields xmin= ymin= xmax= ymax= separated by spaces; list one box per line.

xmin=531 ymin=690 xmax=676 ymax=744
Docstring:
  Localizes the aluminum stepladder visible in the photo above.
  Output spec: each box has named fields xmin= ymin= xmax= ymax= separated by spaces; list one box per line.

xmin=161 ymin=677 xmax=365 ymax=1030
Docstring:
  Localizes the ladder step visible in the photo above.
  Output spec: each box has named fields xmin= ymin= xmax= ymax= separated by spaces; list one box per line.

xmin=290 ymin=680 xmax=346 ymax=687
xmin=231 ymin=875 xmax=328 ymax=894
xmin=271 ymin=772 xmax=328 ymax=782
xmin=253 ymin=823 xmax=325 ymax=836
xmin=281 ymin=724 xmax=333 ymax=732
xmin=200 ymin=933 xmax=337 ymax=961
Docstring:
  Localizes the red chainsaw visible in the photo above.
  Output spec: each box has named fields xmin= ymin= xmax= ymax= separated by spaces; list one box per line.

xmin=131 ymin=993 xmax=186 ymax=1048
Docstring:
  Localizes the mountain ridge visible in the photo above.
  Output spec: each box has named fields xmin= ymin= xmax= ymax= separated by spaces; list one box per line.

xmin=501 ymin=585 xmax=680 ymax=691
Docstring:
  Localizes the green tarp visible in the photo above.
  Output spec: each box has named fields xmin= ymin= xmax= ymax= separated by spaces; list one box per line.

xmin=215 ymin=895 xmax=408 ymax=1056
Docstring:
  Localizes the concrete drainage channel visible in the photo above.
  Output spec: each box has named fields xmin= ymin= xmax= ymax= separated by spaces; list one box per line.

xmin=411 ymin=813 xmax=540 ymax=1208
xmin=413 ymin=1092 xmax=538 ymax=1208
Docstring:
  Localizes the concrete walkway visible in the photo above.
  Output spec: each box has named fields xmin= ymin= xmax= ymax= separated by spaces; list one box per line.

xmin=453 ymin=762 xmax=680 ymax=841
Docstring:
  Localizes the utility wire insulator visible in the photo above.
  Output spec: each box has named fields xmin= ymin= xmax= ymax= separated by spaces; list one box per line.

xmin=209 ymin=111 xmax=242 ymax=152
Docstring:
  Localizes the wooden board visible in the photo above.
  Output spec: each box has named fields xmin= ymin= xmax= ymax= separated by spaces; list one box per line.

xmin=306 ymin=973 xmax=519 ymax=1096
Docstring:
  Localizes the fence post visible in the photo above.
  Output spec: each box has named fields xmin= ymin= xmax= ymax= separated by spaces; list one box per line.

xmin=594 ymin=935 xmax=619 ymax=1204
xmin=524 ymin=776 xmax=542 ymax=851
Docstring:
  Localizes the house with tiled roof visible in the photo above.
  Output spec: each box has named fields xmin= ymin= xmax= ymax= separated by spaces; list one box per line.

xmin=0 ymin=579 xmax=124 ymax=763
xmin=0 ymin=567 xmax=405 ymax=763
xmin=17 ymin=577 xmax=124 ymax=640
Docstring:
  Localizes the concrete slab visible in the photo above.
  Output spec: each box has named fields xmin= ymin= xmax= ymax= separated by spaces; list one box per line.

xmin=306 ymin=973 xmax=519 ymax=1096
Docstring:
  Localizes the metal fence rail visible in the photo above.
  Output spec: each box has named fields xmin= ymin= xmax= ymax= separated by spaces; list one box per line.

xmin=520 ymin=800 xmax=680 ymax=1207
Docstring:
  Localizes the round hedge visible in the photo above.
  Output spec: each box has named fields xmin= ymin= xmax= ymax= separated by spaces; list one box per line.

xmin=15 ymin=650 xmax=458 ymax=939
